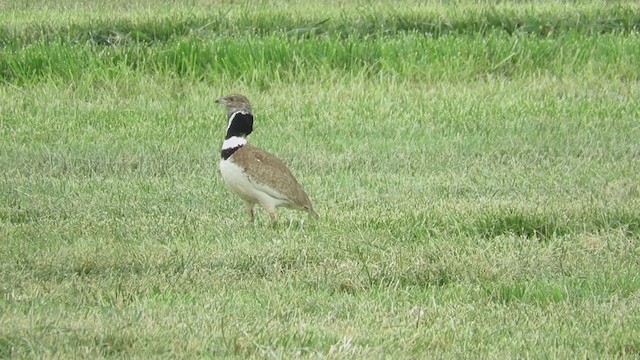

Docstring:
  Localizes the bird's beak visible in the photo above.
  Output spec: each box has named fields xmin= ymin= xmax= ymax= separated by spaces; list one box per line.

xmin=215 ymin=98 xmax=224 ymax=105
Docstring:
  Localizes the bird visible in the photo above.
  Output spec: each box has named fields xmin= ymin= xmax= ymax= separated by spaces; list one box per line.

xmin=215 ymin=94 xmax=318 ymax=223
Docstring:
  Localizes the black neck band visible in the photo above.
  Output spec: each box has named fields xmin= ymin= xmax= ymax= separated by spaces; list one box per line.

xmin=226 ymin=112 xmax=254 ymax=139
xmin=221 ymin=146 xmax=242 ymax=160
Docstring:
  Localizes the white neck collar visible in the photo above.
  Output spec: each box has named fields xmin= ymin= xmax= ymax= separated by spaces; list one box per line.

xmin=222 ymin=136 xmax=247 ymax=150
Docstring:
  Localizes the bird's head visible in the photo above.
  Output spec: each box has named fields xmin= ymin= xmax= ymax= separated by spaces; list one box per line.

xmin=217 ymin=94 xmax=254 ymax=139
xmin=215 ymin=94 xmax=252 ymax=118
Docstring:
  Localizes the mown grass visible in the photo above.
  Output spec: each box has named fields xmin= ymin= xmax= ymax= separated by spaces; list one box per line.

xmin=1 ymin=1 xmax=639 ymax=358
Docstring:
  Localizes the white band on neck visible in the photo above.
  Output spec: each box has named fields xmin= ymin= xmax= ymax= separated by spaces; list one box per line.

xmin=222 ymin=136 xmax=247 ymax=150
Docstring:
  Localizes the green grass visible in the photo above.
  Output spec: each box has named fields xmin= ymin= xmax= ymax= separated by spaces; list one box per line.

xmin=3 ymin=32 xmax=640 ymax=84
xmin=1 ymin=1 xmax=640 ymax=358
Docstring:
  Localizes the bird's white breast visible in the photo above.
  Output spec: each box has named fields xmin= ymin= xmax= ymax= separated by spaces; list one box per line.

xmin=219 ymin=158 xmax=256 ymax=200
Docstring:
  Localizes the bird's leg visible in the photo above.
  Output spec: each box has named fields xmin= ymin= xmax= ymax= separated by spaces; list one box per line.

xmin=268 ymin=211 xmax=277 ymax=223
xmin=263 ymin=207 xmax=278 ymax=224
xmin=243 ymin=201 xmax=255 ymax=223
xmin=257 ymin=202 xmax=278 ymax=224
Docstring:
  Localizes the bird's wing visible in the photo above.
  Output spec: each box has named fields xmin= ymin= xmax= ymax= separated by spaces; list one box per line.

xmin=234 ymin=144 xmax=312 ymax=207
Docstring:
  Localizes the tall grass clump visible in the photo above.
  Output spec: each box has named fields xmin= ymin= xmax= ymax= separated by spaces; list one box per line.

xmin=2 ymin=32 xmax=640 ymax=84
xmin=1 ymin=1 xmax=639 ymax=84
xmin=1 ymin=1 xmax=639 ymax=44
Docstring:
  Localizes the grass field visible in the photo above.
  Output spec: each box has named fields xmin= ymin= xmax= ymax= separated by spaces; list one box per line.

xmin=1 ymin=0 xmax=639 ymax=358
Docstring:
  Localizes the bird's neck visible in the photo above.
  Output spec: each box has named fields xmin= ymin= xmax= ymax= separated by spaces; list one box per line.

xmin=225 ymin=111 xmax=254 ymax=138
xmin=221 ymin=110 xmax=253 ymax=160
xmin=221 ymin=136 xmax=246 ymax=160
